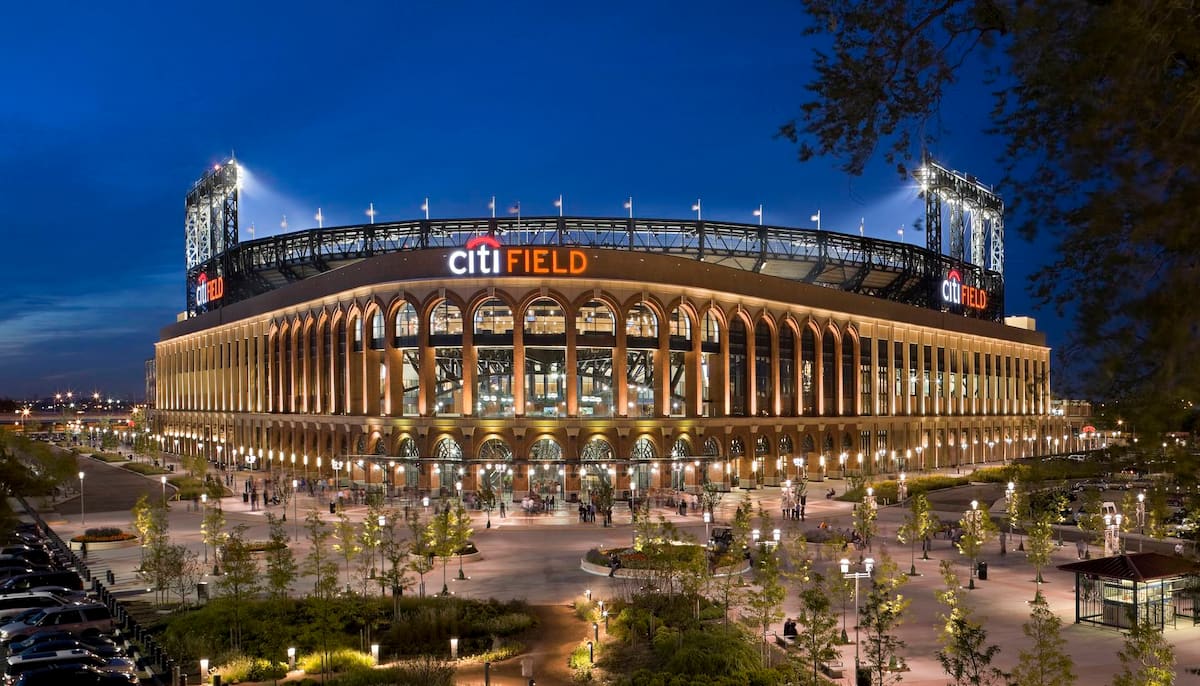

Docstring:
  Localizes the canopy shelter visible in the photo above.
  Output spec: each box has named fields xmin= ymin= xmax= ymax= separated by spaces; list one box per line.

xmin=1057 ymin=552 xmax=1200 ymax=630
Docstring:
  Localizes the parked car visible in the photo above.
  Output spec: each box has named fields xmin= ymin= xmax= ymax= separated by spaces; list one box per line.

xmin=10 ymin=638 xmax=124 ymax=659
xmin=0 ymin=547 xmax=52 ymax=568
xmin=0 ymin=571 xmax=83 ymax=594
xmin=12 ymin=663 xmax=139 ymax=686
xmin=7 ymin=631 xmax=119 ymax=656
xmin=0 ymin=592 xmax=69 ymax=624
xmin=3 ymin=650 xmax=135 ymax=685
xmin=0 ymin=603 xmax=113 ymax=644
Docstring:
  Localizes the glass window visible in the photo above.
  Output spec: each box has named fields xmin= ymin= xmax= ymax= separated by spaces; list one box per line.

xmin=524 ymin=298 xmax=566 ymax=336
xmin=626 ymin=302 xmax=658 ymax=340
xmin=370 ymin=311 xmax=385 ymax=350
xmin=475 ymin=348 xmax=514 ymax=417
xmin=430 ymin=302 xmax=463 ymax=337
xmin=351 ymin=317 xmax=362 ymax=353
xmin=779 ymin=326 xmax=796 ymax=416
xmin=576 ymin=300 xmax=615 ymax=336
xmin=669 ymin=307 xmax=691 ymax=346
xmin=473 ymin=298 xmax=513 ymax=337
xmin=754 ymin=321 xmax=773 ymax=416
xmin=525 ymin=348 xmax=566 ymax=417
xmin=627 ymin=350 xmax=655 ymax=417
xmin=393 ymin=302 xmax=419 ymax=346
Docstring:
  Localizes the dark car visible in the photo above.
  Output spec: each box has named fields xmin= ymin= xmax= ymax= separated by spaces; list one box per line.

xmin=7 ymin=631 xmax=118 ymax=656
xmin=0 ymin=548 xmax=52 ymax=568
xmin=12 ymin=664 xmax=139 ymax=686
xmin=0 ymin=571 xmax=83 ymax=594
xmin=11 ymin=638 xmax=124 ymax=658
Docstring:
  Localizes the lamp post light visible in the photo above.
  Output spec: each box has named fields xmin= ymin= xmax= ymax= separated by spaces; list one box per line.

xmin=965 ymin=500 xmax=982 ymax=589
xmin=201 ymin=493 xmax=209 ymax=564
xmin=915 ymin=446 xmax=923 ymax=472
xmin=160 ymin=475 xmax=168 ymax=507
xmin=1104 ymin=513 xmax=1123 ymax=557
xmin=287 ymin=647 xmax=296 ymax=671
xmin=1136 ymin=493 xmax=1146 ymax=551
xmin=840 ymin=556 xmax=875 ymax=678
xmin=332 ymin=459 xmax=344 ymax=489
xmin=897 ymin=473 xmax=908 ymax=502
xmin=703 ymin=511 xmax=711 ymax=543
xmin=199 ymin=658 xmax=209 ymax=685
xmin=839 ymin=452 xmax=847 ymax=479
xmin=78 ymin=471 xmax=85 ymax=526
xmin=292 ymin=479 xmax=300 ymax=539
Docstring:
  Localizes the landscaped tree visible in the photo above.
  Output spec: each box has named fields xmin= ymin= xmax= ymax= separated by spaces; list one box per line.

xmin=331 ymin=510 xmax=361 ymax=590
xmin=744 ymin=542 xmax=786 ymax=663
xmin=201 ymin=501 xmax=226 ymax=574
xmin=956 ymin=503 xmax=998 ymax=589
xmin=936 ymin=615 xmax=1006 ymax=686
xmin=1024 ymin=512 xmax=1056 ymax=584
xmin=378 ymin=509 xmax=412 ymax=614
xmin=714 ymin=495 xmax=754 ymax=631
xmin=794 ymin=573 xmax=841 ymax=686
xmin=1112 ymin=614 xmax=1176 ymax=686
xmin=1010 ymin=591 xmax=1075 ymax=686
xmin=859 ymin=557 xmax=910 ymax=686
xmin=782 ymin=1 xmax=1200 ymax=425
xmin=263 ymin=512 xmax=297 ymax=600
xmin=166 ymin=544 xmax=203 ymax=607
xmin=428 ymin=506 xmax=458 ymax=596
xmin=130 ymin=493 xmax=154 ymax=565
xmin=853 ymin=498 xmax=878 ymax=551
xmin=1076 ymin=489 xmax=1105 ymax=554
xmin=302 ymin=508 xmax=340 ymax=678
xmin=218 ymin=523 xmax=259 ymax=649
xmin=593 ymin=477 xmax=615 ymax=527
xmin=1147 ymin=490 xmax=1171 ymax=539
xmin=136 ymin=501 xmax=172 ymax=605
xmin=897 ymin=492 xmax=939 ymax=574
xmin=449 ymin=503 xmax=473 ymax=582
xmin=407 ymin=510 xmax=435 ymax=598
xmin=355 ymin=503 xmax=384 ymax=594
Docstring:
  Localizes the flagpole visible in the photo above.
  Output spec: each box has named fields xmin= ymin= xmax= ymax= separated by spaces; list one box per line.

xmin=810 ymin=210 xmax=821 ymax=231
xmin=422 ymin=198 xmax=429 ymax=221
xmin=692 ymin=199 xmax=702 ymax=221
xmin=489 ymin=196 xmax=496 ymax=219
xmin=556 ymin=194 xmax=564 ymax=217
xmin=754 ymin=204 xmax=763 ymax=226
xmin=625 ymin=196 xmax=633 ymax=219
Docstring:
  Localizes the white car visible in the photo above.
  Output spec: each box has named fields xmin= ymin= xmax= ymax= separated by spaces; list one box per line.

xmin=0 ymin=593 xmax=68 ymax=625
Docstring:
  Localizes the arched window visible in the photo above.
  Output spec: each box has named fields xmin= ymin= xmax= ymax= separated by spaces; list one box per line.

xmin=473 ymin=298 xmax=515 ymax=418
xmin=778 ymin=435 xmax=793 ymax=456
xmin=393 ymin=302 xmax=419 ymax=346
xmin=369 ymin=311 xmax=385 ymax=350
xmin=581 ymin=437 xmax=614 ymax=462
xmin=672 ymin=437 xmax=693 ymax=458
xmin=576 ymin=300 xmax=615 ymax=418
xmin=478 ymin=438 xmax=512 ymax=463
xmin=524 ymin=298 xmax=566 ymax=417
xmin=473 ymin=298 xmax=513 ymax=338
xmin=703 ymin=437 xmax=721 ymax=457
xmin=730 ymin=437 xmax=746 ymax=457
xmin=530 ymin=438 xmax=562 ymax=461
xmin=350 ymin=316 xmax=362 ymax=353
xmin=729 ymin=318 xmax=748 ymax=416
xmin=754 ymin=320 xmax=773 ymax=415
xmin=626 ymin=302 xmax=658 ymax=340
xmin=429 ymin=302 xmax=463 ymax=415
xmin=429 ymin=302 xmax=463 ymax=336
xmin=397 ymin=436 xmax=418 ymax=458
xmin=631 ymin=437 xmax=656 ymax=461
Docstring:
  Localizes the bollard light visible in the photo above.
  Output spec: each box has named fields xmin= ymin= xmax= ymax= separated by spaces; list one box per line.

xmin=450 ymin=637 xmax=459 ymax=660
xmin=287 ymin=647 xmax=295 ymax=670
xmin=200 ymin=658 xmax=209 ymax=683
xmin=371 ymin=643 xmax=379 ymax=665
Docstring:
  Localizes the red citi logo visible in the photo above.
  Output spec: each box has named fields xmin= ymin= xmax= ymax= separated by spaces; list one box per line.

xmin=448 ymin=236 xmax=587 ymax=276
xmin=941 ymin=269 xmax=987 ymax=311
xmin=195 ymin=273 xmax=225 ymax=307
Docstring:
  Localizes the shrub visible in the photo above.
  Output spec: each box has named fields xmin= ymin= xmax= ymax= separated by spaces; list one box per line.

xmin=215 ymin=655 xmax=287 ymax=683
xmin=569 ymin=642 xmax=595 ymax=670
xmin=72 ymin=527 xmax=135 ymax=543
xmin=328 ymin=658 xmax=454 ymax=686
xmin=123 ymin=462 xmax=167 ymax=476
xmin=91 ymin=451 xmax=127 ymax=463
xmin=574 ymin=598 xmax=597 ymax=621
xmin=299 ymin=648 xmax=374 ymax=674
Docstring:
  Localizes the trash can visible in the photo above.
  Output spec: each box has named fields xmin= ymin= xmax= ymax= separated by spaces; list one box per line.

xmin=329 ymin=502 xmax=336 ymax=514
xmin=242 ymin=492 xmax=249 ymax=503
xmin=977 ymin=561 xmax=988 ymax=581
xmin=196 ymin=581 xmax=208 ymax=601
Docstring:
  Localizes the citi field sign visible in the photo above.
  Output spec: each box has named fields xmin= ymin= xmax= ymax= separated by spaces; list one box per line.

xmin=194 ymin=272 xmax=225 ymax=307
xmin=448 ymin=236 xmax=588 ymax=276
xmin=941 ymin=269 xmax=988 ymax=311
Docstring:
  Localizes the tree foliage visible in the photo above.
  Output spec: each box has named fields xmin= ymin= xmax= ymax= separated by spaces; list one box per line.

xmin=1010 ymin=591 xmax=1075 ymax=686
xmin=859 ymin=557 xmax=910 ymax=686
xmin=784 ymin=0 xmax=1200 ymax=418
xmin=1113 ymin=613 xmax=1176 ymax=686
xmin=264 ymin=513 xmax=297 ymax=600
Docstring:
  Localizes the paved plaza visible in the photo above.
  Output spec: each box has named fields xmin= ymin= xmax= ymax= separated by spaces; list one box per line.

xmin=35 ymin=450 xmax=1200 ymax=685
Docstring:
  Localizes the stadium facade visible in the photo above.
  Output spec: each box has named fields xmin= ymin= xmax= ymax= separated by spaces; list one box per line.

xmin=154 ymin=171 xmax=1062 ymax=499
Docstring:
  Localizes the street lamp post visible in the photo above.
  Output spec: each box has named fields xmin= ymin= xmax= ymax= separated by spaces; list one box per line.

xmin=965 ymin=500 xmax=982 ymax=589
xmin=78 ymin=471 xmax=85 ymax=526
xmin=1136 ymin=493 xmax=1146 ymax=552
xmin=160 ymin=475 xmax=168 ymax=508
xmin=1104 ymin=513 xmax=1123 ymax=556
xmin=292 ymin=479 xmax=300 ymax=540
xmin=840 ymin=556 xmax=875 ymax=678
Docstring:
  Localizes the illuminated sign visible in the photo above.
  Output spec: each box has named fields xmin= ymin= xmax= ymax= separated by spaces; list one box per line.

xmin=195 ymin=273 xmax=225 ymax=308
xmin=448 ymin=236 xmax=587 ymax=276
xmin=941 ymin=269 xmax=987 ymax=311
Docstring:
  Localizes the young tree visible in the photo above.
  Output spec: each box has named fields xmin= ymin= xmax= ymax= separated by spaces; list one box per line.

xmin=130 ymin=494 xmax=154 ymax=565
xmin=167 ymin=544 xmax=203 ymax=607
xmin=859 ymin=556 xmax=910 ymax=686
xmin=853 ymin=498 xmax=878 ymax=551
xmin=356 ymin=504 xmax=384 ymax=595
xmin=303 ymin=508 xmax=340 ymax=678
xmin=264 ymin=512 xmax=298 ymax=600
xmin=1076 ymin=489 xmax=1105 ymax=555
xmin=332 ymin=510 xmax=361 ymax=590
xmin=936 ymin=615 xmax=1006 ymax=686
xmin=136 ymin=501 xmax=172 ymax=605
xmin=1112 ymin=614 xmax=1176 ymax=686
xmin=957 ymin=503 xmax=998 ymax=589
xmin=897 ymin=492 xmax=939 ymax=574
xmin=1025 ymin=512 xmax=1056 ymax=584
xmin=1010 ymin=591 xmax=1075 ymax=686
xmin=450 ymin=503 xmax=473 ymax=581
xmin=782 ymin=1 xmax=1200 ymax=424
xmin=794 ymin=573 xmax=841 ymax=686
xmin=407 ymin=510 xmax=435 ymax=598
xmin=201 ymin=502 xmax=226 ymax=574
xmin=744 ymin=543 xmax=786 ymax=663
xmin=379 ymin=509 xmax=412 ymax=617
xmin=217 ymin=523 xmax=260 ymax=649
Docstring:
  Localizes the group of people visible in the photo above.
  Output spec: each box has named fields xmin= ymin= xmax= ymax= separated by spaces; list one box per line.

xmin=781 ymin=493 xmax=808 ymax=521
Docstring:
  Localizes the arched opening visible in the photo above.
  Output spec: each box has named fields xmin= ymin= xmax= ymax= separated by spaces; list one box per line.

xmin=626 ymin=302 xmax=658 ymax=417
xmin=575 ymin=300 xmax=615 ymax=417
xmin=473 ymin=298 xmax=514 ymax=418
xmin=524 ymin=298 xmax=567 ymax=417
xmin=729 ymin=318 xmax=748 ymax=416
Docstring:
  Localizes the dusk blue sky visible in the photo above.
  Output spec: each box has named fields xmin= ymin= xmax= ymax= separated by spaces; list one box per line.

xmin=0 ymin=1 xmax=1053 ymax=400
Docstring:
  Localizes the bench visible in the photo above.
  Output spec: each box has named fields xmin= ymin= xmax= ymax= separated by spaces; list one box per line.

xmin=773 ymin=633 xmax=796 ymax=649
